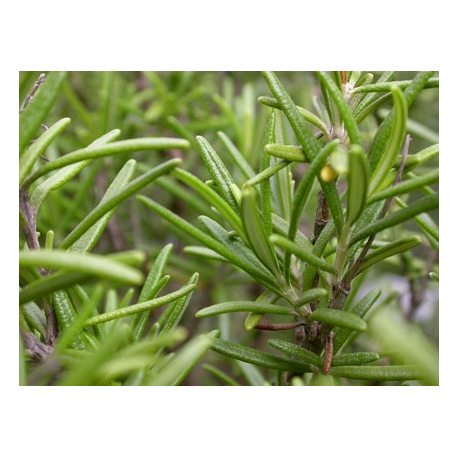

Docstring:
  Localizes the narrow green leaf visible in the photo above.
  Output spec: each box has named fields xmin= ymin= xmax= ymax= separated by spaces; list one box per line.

xmin=183 ymin=246 xmax=227 ymax=262
xmin=25 ymin=138 xmax=189 ymax=186
xmin=195 ymin=135 xmax=238 ymax=211
xmin=262 ymin=71 xmax=319 ymax=161
xmin=369 ymin=86 xmax=408 ymax=196
xmin=334 ymin=288 xmax=381 ymax=352
xmin=265 ymin=144 xmax=306 ymax=162
xmin=83 ymin=284 xmax=197 ymax=327
xmin=29 ymin=129 xmax=121 ymax=212
xmin=352 ymin=78 xmax=438 ymax=93
xmin=196 ymin=301 xmax=295 ymax=318
xmin=245 ymin=159 xmax=290 ymax=187
xmin=148 ymin=333 xmax=215 ymax=386
xmin=173 ymin=167 xmax=246 ymax=242
xmin=270 ymin=234 xmax=337 ymax=274
xmin=241 ymin=186 xmax=281 ymax=277
xmin=307 ymin=308 xmax=367 ymax=332
xmin=19 ymin=117 xmax=71 ymax=187
xmin=267 ymin=339 xmax=322 ymax=367
xmin=331 ymin=352 xmax=380 ymax=366
xmin=330 ymin=365 xmax=422 ymax=381
xmin=21 ymin=303 xmax=47 ymax=336
xmin=316 ymin=72 xmax=362 ymax=146
xmin=294 ymin=288 xmax=328 ymax=308
xmin=244 ymin=313 xmax=265 ymax=331
xmin=211 ymin=338 xmax=313 ymax=373
xmin=257 ymin=95 xmax=329 ymax=136
xmin=355 ymin=236 xmax=423 ymax=276
xmin=368 ymin=71 xmax=435 ymax=172
xmin=71 ymin=159 xmax=137 ymax=253
xmin=350 ymin=193 xmax=439 ymax=245
xmin=19 ymin=251 xmax=145 ymax=304
xmin=60 ymin=158 xmax=181 ymax=249
xmin=20 ymin=72 xmax=68 ymax=155
xmin=368 ymin=169 xmax=439 ymax=204
xmin=217 ymin=131 xmax=256 ymax=180
xmin=346 ymin=145 xmax=369 ymax=226
xmin=19 ymin=250 xmax=144 ymax=286
xmin=160 ymin=273 xmax=199 ymax=334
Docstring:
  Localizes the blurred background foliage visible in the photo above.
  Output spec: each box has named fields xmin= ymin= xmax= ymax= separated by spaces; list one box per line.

xmin=19 ymin=71 xmax=438 ymax=385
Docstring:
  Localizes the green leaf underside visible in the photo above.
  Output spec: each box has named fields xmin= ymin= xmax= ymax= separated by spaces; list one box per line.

xmin=330 ymin=365 xmax=423 ymax=381
xmin=211 ymin=338 xmax=313 ymax=373
xmin=267 ymin=339 xmax=322 ymax=367
xmin=331 ymin=352 xmax=380 ymax=366
xmin=307 ymin=308 xmax=367 ymax=332
xmin=196 ymin=301 xmax=295 ymax=318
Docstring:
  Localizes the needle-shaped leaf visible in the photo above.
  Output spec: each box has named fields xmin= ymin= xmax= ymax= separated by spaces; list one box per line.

xmin=267 ymin=339 xmax=322 ymax=367
xmin=352 ymin=77 xmax=438 ymax=93
xmin=264 ymin=144 xmax=306 ymax=162
xmin=350 ymin=193 xmax=439 ymax=245
xmin=355 ymin=236 xmax=423 ymax=276
xmin=19 ymin=250 xmax=144 ymax=287
xmin=25 ymin=137 xmax=189 ymax=186
xmin=195 ymin=301 xmax=295 ymax=318
xmin=346 ymin=145 xmax=369 ymax=226
xmin=293 ymin=288 xmax=328 ymax=308
xmin=245 ymin=160 xmax=291 ymax=187
xmin=316 ymin=71 xmax=362 ymax=146
xmin=83 ymin=283 xmax=197 ymax=327
xmin=71 ymin=159 xmax=137 ymax=253
xmin=331 ymin=352 xmax=380 ymax=366
xmin=211 ymin=338 xmax=313 ymax=373
xmin=29 ymin=129 xmax=121 ymax=212
xmin=172 ymin=167 xmax=246 ymax=242
xmin=19 ymin=117 xmax=71 ymax=187
xmin=329 ymin=365 xmax=422 ymax=381
xmin=60 ymin=158 xmax=181 ymax=249
xmin=307 ymin=308 xmax=367 ymax=332
xmin=217 ymin=131 xmax=256 ymax=180
xmin=195 ymin=135 xmax=238 ymax=211
xmin=20 ymin=71 xmax=68 ymax=155
xmin=262 ymin=71 xmax=319 ymax=161
xmin=270 ymin=234 xmax=337 ymax=274
xmin=368 ymin=86 xmax=407 ymax=196
xmin=241 ymin=186 xmax=281 ymax=277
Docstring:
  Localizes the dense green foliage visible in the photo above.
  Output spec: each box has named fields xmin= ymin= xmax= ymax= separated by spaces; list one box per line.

xmin=19 ymin=71 xmax=438 ymax=385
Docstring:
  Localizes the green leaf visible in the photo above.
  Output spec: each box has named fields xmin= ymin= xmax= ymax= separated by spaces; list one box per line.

xmin=267 ymin=339 xmax=322 ymax=367
xmin=264 ymin=144 xmax=306 ymax=162
xmin=262 ymin=71 xmax=319 ymax=161
xmin=316 ymin=72 xmax=362 ymax=146
xmin=19 ymin=72 xmax=68 ymax=155
xmin=196 ymin=301 xmax=295 ymax=318
xmin=83 ymin=283 xmax=197 ymax=327
xmin=60 ymin=158 xmax=181 ymax=249
xmin=195 ymin=135 xmax=238 ymax=211
xmin=25 ymin=137 xmax=189 ymax=186
xmin=352 ymin=77 xmax=438 ymax=93
xmin=307 ymin=308 xmax=367 ymax=332
xmin=329 ymin=365 xmax=422 ymax=381
xmin=368 ymin=169 xmax=439 ymax=204
xmin=350 ymin=193 xmax=439 ymax=245
xmin=160 ymin=272 xmax=199 ymax=334
xmin=355 ymin=236 xmax=423 ymax=276
xmin=19 ymin=250 xmax=144 ymax=289
xmin=148 ymin=332 xmax=215 ymax=386
xmin=172 ymin=167 xmax=245 ymax=242
xmin=203 ymin=364 xmax=240 ymax=386
xmin=293 ymin=288 xmax=328 ymax=308
xmin=211 ymin=338 xmax=313 ymax=373
xmin=270 ymin=234 xmax=337 ymax=274
xmin=334 ymin=288 xmax=381 ymax=352
xmin=71 ymin=159 xmax=137 ymax=253
xmin=19 ymin=117 xmax=71 ymax=187
xmin=19 ymin=251 xmax=146 ymax=304
xmin=346 ymin=145 xmax=369 ymax=226
xmin=245 ymin=159 xmax=291 ymax=187
xmin=29 ymin=129 xmax=121 ymax=212
xmin=368 ymin=86 xmax=408 ymax=196
xmin=331 ymin=352 xmax=380 ymax=367
xmin=241 ymin=186 xmax=281 ymax=277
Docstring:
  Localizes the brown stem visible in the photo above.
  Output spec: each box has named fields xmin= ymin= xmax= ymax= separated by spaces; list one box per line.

xmin=255 ymin=321 xmax=305 ymax=331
